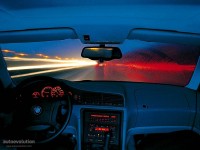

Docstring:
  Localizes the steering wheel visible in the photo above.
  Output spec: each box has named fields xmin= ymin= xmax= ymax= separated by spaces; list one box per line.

xmin=13 ymin=76 xmax=72 ymax=143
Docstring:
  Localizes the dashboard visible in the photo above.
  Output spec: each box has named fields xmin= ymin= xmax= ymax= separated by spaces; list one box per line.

xmin=22 ymin=80 xmax=125 ymax=149
xmin=62 ymin=81 xmax=199 ymax=150
xmin=14 ymin=78 xmax=199 ymax=150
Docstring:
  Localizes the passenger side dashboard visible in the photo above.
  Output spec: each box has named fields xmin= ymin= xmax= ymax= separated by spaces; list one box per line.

xmin=62 ymin=81 xmax=198 ymax=150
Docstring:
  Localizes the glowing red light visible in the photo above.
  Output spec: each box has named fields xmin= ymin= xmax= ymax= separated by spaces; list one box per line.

xmin=94 ymin=44 xmax=199 ymax=86
xmin=32 ymin=92 xmax=40 ymax=98
xmin=91 ymin=114 xmax=109 ymax=118
xmin=95 ymin=127 xmax=109 ymax=132
xmin=111 ymin=116 xmax=117 ymax=119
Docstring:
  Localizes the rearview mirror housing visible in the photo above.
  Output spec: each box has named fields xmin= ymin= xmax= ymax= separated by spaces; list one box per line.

xmin=81 ymin=47 xmax=122 ymax=62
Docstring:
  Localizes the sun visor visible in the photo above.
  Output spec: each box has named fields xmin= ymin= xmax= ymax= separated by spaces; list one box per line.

xmin=0 ymin=28 xmax=77 ymax=43
xmin=128 ymin=29 xmax=200 ymax=45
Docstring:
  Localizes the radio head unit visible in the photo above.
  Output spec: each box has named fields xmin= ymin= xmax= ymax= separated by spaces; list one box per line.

xmin=81 ymin=109 xmax=122 ymax=150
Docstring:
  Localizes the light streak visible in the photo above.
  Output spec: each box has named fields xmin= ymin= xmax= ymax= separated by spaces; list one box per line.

xmin=15 ymin=53 xmax=28 ymax=56
xmin=2 ymin=49 xmax=15 ymax=53
xmin=4 ymin=57 xmax=94 ymax=63
xmin=103 ymin=61 xmax=195 ymax=86
xmin=55 ymin=56 xmax=61 ymax=60
xmin=5 ymin=57 xmax=97 ymax=71
xmin=36 ymin=54 xmax=44 ymax=57
xmin=36 ymin=54 xmax=49 ymax=59
xmin=11 ymin=66 xmax=82 ymax=78
xmin=114 ymin=63 xmax=195 ymax=72
xmin=8 ymin=63 xmax=94 ymax=70
xmin=2 ymin=50 xmax=28 ymax=57
xmin=43 ymin=55 xmax=49 ymax=59
xmin=12 ymin=56 xmax=20 ymax=59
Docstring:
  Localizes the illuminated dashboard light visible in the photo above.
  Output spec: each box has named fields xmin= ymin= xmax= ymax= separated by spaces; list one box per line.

xmin=111 ymin=116 xmax=117 ymax=119
xmin=32 ymin=86 xmax=65 ymax=99
xmin=95 ymin=127 xmax=109 ymax=132
xmin=91 ymin=114 xmax=109 ymax=118
xmin=32 ymin=92 xmax=40 ymax=98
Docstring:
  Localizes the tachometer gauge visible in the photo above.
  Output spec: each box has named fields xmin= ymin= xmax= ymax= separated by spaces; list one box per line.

xmin=51 ymin=86 xmax=64 ymax=98
xmin=41 ymin=86 xmax=52 ymax=98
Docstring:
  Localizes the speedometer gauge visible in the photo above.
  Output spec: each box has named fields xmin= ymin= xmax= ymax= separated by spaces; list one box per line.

xmin=41 ymin=86 xmax=52 ymax=98
xmin=51 ymin=86 xmax=64 ymax=98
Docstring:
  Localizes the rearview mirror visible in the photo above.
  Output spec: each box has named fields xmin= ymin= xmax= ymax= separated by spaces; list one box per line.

xmin=81 ymin=46 xmax=122 ymax=62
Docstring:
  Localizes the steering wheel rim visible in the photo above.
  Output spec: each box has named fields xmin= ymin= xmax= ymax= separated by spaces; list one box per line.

xmin=13 ymin=76 xmax=72 ymax=143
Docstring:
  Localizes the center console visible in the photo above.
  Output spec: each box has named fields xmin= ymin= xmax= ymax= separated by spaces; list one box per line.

xmin=81 ymin=109 xmax=122 ymax=150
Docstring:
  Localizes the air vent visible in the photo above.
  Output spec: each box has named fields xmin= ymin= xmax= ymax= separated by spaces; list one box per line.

xmin=73 ymin=92 xmax=124 ymax=107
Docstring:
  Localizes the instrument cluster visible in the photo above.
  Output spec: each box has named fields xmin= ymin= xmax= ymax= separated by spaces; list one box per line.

xmin=32 ymin=85 xmax=65 ymax=99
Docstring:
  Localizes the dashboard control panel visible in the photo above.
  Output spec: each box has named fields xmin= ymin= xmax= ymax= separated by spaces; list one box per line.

xmin=82 ymin=109 xmax=122 ymax=150
xmin=72 ymin=92 xmax=124 ymax=107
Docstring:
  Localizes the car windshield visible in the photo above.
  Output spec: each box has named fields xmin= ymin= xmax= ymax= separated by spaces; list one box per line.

xmin=1 ymin=39 xmax=200 ymax=86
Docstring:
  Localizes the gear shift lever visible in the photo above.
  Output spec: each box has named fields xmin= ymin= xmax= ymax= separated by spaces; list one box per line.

xmin=103 ymin=131 xmax=111 ymax=150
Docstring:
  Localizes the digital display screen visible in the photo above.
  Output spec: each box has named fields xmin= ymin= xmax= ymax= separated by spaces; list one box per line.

xmin=91 ymin=114 xmax=117 ymax=119
xmin=91 ymin=114 xmax=109 ymax=118
xmin=95 ymin=127 xmax=109 ymax=132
